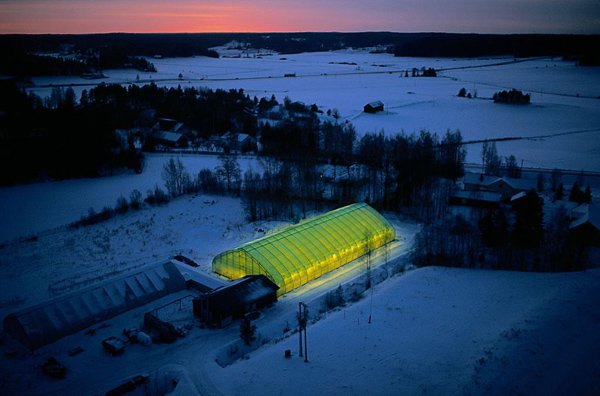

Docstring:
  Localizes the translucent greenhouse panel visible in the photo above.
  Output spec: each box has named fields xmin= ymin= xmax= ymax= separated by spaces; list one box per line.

xmin=211 ymin=203 xmax=396 ymax=296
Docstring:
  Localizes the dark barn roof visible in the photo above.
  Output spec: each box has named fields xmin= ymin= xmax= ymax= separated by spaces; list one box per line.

xmin=206 ymin=275 xmax=278 ymax=313
xmin=193 ymin=275 xmax=278 ymax=326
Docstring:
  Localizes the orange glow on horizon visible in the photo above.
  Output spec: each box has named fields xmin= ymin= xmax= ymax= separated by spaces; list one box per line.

xmin=0 ymin=1 xmax=370 ymax=34
xmin=0 ymin=0 xmax=597 ymax=35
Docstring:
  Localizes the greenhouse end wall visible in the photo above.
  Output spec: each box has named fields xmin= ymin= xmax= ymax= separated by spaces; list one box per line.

xmin=212 ymin=203 xmax=395 ymax=296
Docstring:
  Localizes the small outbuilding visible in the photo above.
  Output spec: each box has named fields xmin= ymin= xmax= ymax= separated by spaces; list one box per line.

xmin=192 ymin=275 xmax=278 ymax=327
xmin=364 ymin=101 xmax=384 ymax=113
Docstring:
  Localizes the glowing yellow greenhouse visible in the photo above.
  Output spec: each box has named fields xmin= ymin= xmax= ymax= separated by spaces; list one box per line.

xmin=212 ymin=202 xmax=396 ymax=296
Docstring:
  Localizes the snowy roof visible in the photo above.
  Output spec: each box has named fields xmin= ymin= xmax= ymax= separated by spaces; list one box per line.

xmin=3 ymin=261 xmax=186 ymax=349
xmin=159 ymin=131 xmax=185 ymax=143
xmin=171 ymin=260 xmax=227 ymax=291
xmin=366 ymin=100 xmax=384 ymax=108
xmin=235 ymin=133 xmax=250 ymax=143
xmin=451 ymin=190 xmax=502 ymax=203
xmin=203 ymin=275 xmax=278 ymax=312
xmin=463 ymin=172 xmax=535 ymax=191
xmin=463 ymin=173 xmax=501 ymax=186
xmin=173 ymin=122 xmax=184 ymax=132
xmin=570 ymin=204 xmax=600 ymax=230
xmin=510 ymin=191 xmax=526 ymax=202
xmin=221 ymin=132 xmax=253 ymax=144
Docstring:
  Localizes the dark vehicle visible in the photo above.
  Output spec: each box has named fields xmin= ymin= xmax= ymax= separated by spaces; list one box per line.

xmin=106 ymin=374 xmax=149 ymax=396
xmin=41 ymin=357 xmax=66 ymax=379
xmin=102 ymin=336 xmax=126 ymax=355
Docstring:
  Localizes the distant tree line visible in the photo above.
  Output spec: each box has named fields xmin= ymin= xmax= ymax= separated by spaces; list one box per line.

xmin=393 ymin=33 xmax=600 ymax=60
xmin=1 ymin=50 xmax=156 ymax=77
xmin=480 ymin=141 xmax=523 ymax=177
xmin=493 ymin=89 xmax=530 ymax=105
xmin=2 ymin=33 xmax=597 ymax=65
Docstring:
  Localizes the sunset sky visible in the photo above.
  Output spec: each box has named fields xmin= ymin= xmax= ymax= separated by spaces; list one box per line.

xmin=1 ymin=0 xmax=599 ymax=34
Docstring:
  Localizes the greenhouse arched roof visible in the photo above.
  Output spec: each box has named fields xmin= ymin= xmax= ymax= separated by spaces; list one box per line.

xmin=212 ymin=202 xmax=395 ymax=295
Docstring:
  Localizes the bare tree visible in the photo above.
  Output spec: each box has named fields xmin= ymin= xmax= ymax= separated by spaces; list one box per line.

xmin=481 ymin=141 xmax=501 ymax=176
xmin=217 ymin=154 xmax=241 ymax=195
xmin=162 ymin=158 xmax=191 ymax=197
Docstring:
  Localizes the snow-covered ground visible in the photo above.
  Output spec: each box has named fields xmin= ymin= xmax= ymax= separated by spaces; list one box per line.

xmin=0 ymin=194 xmax=253 ymax=319
xmin=3 ymin=260 xmax=599 ymax=395
xmin=213 ymin=266 xmax=600 ymax=396
xmin=0 ymin=153 xmax=259 ymax=243
xmin=28 ymin=50 xmax=600 ymax=172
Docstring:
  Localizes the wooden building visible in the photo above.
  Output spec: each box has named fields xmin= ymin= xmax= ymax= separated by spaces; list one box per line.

xmin=193 ymin=275 xmax=278 ymax=327
xmin=364 ymin=101 xmax=384 ymax=113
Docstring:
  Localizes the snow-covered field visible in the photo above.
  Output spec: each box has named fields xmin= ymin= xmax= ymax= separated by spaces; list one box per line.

xmin=213 ymin=266 xmax=600 ymax=396
xmin=0 ymin=153 xmax=259 ymax=243
xmin=29 ymin=49 xmax=600 ymax=172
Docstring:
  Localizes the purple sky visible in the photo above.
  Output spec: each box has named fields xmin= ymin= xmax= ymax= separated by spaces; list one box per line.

xmin=0 ymin=0 xmax=599 ymax=34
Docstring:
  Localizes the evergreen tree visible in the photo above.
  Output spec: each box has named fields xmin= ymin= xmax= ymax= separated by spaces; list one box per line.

xmin=569 ymin=181 xmax=584 ymax=203
xmin=479 ymin=208 xmax=509 ymax=248
xmin=512 ymin=189 xmax=544 ymax=248
xmin=550 ymin=168 xmax=562 ymax=191
xmin=537 ymin=173 xmax=546 ymax=192
xmin=504 ymin=155 xmax=521 ymax=178
xmin=554 ymin=183 xmax=565 ymax=201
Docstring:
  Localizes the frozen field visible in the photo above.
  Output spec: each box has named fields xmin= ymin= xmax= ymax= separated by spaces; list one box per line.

xmin=0 ymin=153 xmax=259 ymax=243
xmin=29 ymin=49 xmax=600 ymax=171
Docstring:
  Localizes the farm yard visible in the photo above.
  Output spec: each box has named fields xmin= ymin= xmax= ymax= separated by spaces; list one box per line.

xmin=1 ymin=47 xmax=599 ymax=395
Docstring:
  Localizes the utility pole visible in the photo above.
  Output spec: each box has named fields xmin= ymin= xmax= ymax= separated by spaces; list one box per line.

xmin=298 ymin=302 xmax=303 ymax=357
xmin=302 ymin=302 xmax=308 ymax=362
xmin=365 ymin=230 xmax=373 ymax=324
